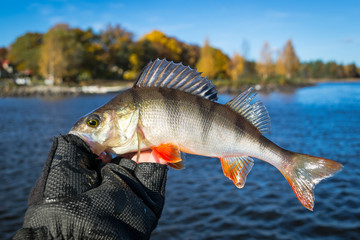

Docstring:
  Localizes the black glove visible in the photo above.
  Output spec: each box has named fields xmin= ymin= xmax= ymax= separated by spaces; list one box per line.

xmin=14 ymin=134 xmax=168 ymax=240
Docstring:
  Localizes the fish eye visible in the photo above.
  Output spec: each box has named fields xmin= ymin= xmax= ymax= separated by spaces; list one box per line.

xmin=86 ymin=114 xmax=100 ymax=128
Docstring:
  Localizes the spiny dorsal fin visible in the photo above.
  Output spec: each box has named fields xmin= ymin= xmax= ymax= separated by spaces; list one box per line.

xmin=220 ymin=156 xmax=254 ymax=188
xmin=134 ymin=59 xmax=218 ymax=101
xmin=226 ymin=87 xmax=271 ymax=134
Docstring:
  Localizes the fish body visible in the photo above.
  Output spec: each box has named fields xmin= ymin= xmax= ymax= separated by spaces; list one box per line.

xmin=106 ymin=87 xmax=275 ymax=161
xmin=70 ymin=59 xmax=342 ymax=210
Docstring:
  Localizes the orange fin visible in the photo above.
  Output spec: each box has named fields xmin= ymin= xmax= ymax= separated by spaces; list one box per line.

xmin=220 ymin=156 xmax=254 ymax=188
xmin=152 ymin=143 xmax=183 ymax=163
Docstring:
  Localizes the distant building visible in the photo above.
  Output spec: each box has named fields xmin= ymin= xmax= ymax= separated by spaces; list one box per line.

xmin=0 ymin=60 xmax=15 ymax=78
xmin=14 ymin=77 xmax=31 ymax=85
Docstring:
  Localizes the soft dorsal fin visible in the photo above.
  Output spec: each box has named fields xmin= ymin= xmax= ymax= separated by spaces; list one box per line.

xmin=134 ymin=59 xmax=218 ymax=101
xmin=226 ymin=87 xmax=271 ymax=134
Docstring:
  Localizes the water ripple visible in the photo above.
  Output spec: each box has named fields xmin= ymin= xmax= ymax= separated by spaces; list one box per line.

xmin=1 ymin=83 xmax=360 ymax=239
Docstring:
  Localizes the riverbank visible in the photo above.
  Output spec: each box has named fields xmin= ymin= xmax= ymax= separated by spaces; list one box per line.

xmin=0 ymin=82 xmax=313 ymax=97
xmin=1 ymin=79 xmax=358 ymax=97
xmin=217 ymin=82 xmax=315 ymax=95
xmin=0 ymin=84 xmax=132 ymax=97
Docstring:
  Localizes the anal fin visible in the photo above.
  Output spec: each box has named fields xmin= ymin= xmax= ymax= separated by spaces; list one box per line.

xmin=220 ymin=156 xmax=254 ymax=188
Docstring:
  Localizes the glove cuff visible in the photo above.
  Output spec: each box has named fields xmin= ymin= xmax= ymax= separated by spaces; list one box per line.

xmin=135 ymin=163 xmax=168 ymax=198
xmin=134 ymin=163 xmax=168 ymax=218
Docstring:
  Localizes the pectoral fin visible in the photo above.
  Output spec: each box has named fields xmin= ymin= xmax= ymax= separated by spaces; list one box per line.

xmin=220 ymin=156 xmax=254 ymax=188
xmin=168 ymin=161 xmax=185 ymax=170
xmin=152 ymin=143 xmax=185 ymax=169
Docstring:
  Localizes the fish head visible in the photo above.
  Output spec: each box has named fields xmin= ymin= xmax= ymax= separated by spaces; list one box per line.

xmin=69 ymin=109 xmax=118 ymax=156
xmin=69 ymin=105 xmax=140 ymax=157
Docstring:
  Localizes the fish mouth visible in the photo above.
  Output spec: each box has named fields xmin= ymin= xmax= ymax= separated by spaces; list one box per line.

xmin=69 ymin=131 xmax=112 ymax=162
xmin=96 ymin=150 xmax=113 ymax=163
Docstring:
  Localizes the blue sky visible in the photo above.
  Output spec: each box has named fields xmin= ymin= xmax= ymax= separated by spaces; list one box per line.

xmin=1 ymin=0 xmax=359 ymax=65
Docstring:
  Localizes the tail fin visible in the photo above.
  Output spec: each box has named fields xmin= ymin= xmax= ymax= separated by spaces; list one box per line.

xmin=281 ymin=152 xmax=343 ymax=211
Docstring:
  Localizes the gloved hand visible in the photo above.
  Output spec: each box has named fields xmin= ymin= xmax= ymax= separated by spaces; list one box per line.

xmin=14 ymin=134 xmax=168 ymax=240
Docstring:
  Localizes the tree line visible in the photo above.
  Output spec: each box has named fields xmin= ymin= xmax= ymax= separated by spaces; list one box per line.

xmin=0 ymin=23 xmax=359 ymax=85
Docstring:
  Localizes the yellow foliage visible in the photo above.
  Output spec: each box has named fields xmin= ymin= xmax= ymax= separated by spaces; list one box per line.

xmin=277 ymin=40 xmax=299 ymax=79
xmin=256 ymin=41 xmax=274 ymax=79
xmin=229 ymin=53 xmax=245 ymax=82
xmin=275 ymin=57 xmax=286 ymax=76
xmin=141 ymin=30 xmax=182 ymax=60
xmin=129 ymin=53 xmax=140 ymax=70
xmin=196 ymin=39 xmax=216 ymax=79
xmin=213 ymin=49 xmax=229 ymax=78
xmin=123 ymin=70 xmax=138 ymax=80
xmin=39 ymin=26 xmax=67 ymax=83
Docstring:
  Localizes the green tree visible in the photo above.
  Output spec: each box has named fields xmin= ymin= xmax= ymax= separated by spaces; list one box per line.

xmin=100 ymin=24 xmax=133 ymax=79
xmin=323 ymin=61 xmax=338 ymax=78
xmin=336 ymin=64 xmax=346 ymax=78
xmin=179 ymin=43 xmax=200 ymax=69
xmin=123 ymin=40 xmax=157 ymax=80
xmin=8 ymin=33 xmax=43 ymax=75
xmin=311 ymin=60 xmax=324 ymax=78
xmin=72 ymin=28 xmax=104 ymax=81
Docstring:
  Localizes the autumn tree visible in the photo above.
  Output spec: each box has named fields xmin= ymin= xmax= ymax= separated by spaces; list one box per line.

xmin=276 ymin=40 xmax=299 ymax=79
xmin=140 ymin=30 xmax=182 ymax=62
xmin=39 ymin=26 xmax=65 ymax=84
xmin=39 ymin=24 xmax=85 ymax=84
xmin=196 ymin=39 xmax=216 ymax=79
xmin=344 ymin=63 xmax=359 ymax=78
xmin=0 ymin=47 xmax=7 ymax=62
xmin=256 ymin=41 xmax=273 ymax=80
xmin=275 ymin=50 xmax=286 ymax=76
xmin=8 ymin=33 xmax=43 ymax=75
xmin=228 ymin=52 xmax=245 ymax=83
xmin=213 ymin=49 xmax=229 ymax=79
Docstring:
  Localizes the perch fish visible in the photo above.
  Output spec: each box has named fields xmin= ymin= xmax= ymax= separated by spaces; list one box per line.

xmin=70 ymin=59 xmax=343 ymax=210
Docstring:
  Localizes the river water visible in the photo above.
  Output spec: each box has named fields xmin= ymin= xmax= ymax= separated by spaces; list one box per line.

xmin=0 ymin=82 xmax=359 ymax=239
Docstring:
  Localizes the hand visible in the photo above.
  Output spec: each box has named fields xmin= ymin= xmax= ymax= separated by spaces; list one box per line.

xmin=14 ymin=134 xmax=168 ymax=240
xmin=125 ymin=150 xmax=168 ymax=164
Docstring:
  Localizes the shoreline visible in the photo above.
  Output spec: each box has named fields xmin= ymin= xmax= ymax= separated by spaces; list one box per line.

xmin=0 ymin=79 xmax=359 ymax=98
xmin=217 ymin=82 xmax=314 ymax=95
xmin=0 ymin=84 xmax=131 ymax=97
